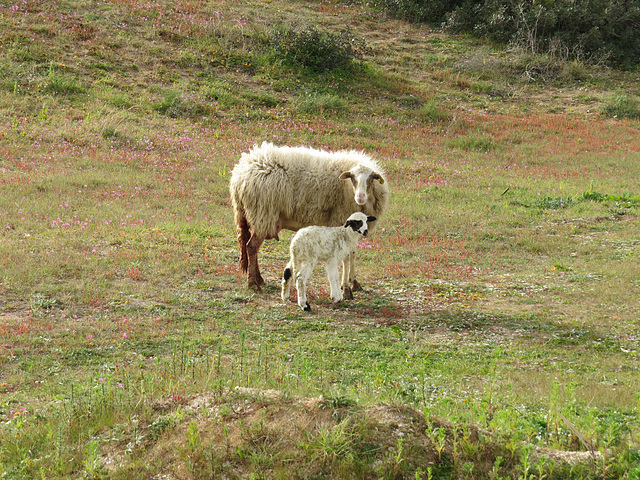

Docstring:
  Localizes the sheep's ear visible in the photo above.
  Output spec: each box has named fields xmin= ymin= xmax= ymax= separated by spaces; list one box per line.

xmin=367 ymin=216 xmax=377 ymax=223
xmin=339 ymin=172 xmax=354 ymax=180
xmin=343 ymin=220 xmax=353 ymax=229
xmin=371 ymin=172 xmax=385 ymax=184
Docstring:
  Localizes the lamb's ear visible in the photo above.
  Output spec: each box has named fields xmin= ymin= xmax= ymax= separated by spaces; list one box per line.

xmin=370 ymin=172 xmax=385 ymax=184
xmin=367 ymin=216 xmax=377 ymax=223
xmin=344 ymin=220 xmax=354 ymax=229
xmin=339 ymin=172 xmax=354 ymax=180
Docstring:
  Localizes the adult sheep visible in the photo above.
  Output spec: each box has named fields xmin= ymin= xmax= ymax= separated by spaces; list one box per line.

xmin=229 ymin=142 xmax=389 ymax=296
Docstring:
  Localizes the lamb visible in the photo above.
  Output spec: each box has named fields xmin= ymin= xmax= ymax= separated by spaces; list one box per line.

xmin=229 ymin=142 xmax=388 ymax=297
xmin=282 ymin=212 xmax=377 ymax=311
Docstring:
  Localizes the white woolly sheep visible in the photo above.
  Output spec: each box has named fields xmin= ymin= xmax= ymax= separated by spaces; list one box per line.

xmin=229 ymin=142 xmax=388 ymax=296
xmin=282 ymin=212 xmax=376 ymax=311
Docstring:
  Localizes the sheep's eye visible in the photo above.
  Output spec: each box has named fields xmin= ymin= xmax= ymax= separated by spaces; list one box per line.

xmin=366 ymin=176 xmax=374 ymax=189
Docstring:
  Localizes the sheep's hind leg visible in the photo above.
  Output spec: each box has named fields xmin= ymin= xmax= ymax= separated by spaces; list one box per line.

xmin=246 ymin=234 xmax=265 ymax=291
xmin=237 ymin=213 xmax=251 ymax=274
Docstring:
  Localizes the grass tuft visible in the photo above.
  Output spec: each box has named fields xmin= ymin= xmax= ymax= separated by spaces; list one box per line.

xmin=602 ymin=93 xmax=640 ymax=119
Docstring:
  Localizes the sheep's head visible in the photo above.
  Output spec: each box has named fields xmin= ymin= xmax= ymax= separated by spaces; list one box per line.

xmin=340 ymin=167 xmax=385 ymax=206
xmin=344 ymin=212 xmax=377 ymax=237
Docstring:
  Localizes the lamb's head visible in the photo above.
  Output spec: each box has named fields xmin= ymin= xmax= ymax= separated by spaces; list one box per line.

xmin=339 ymin=165 xmax=385 ymax=206
xmin=344 ymin=212 xmax=377 ymax=237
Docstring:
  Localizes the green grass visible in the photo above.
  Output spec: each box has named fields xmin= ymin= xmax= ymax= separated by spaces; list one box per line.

xmin=1 ymin=0 xmax=640 ymax=478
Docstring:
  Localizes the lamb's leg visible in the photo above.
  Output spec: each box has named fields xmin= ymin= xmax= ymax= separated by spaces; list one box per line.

xmin=296 ymin=265 xmax=313 ymax=312
xmin=326 ymin=260 xmax=343 ymax=303
xmin=281 ymin=262 xmax=293 ymax=303
xmin=246 ymin=233 xmax=265 ymax=291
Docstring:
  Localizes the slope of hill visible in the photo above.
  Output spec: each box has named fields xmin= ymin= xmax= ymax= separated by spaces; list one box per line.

xmin=1 ymin=1 xmax=640 ymax=478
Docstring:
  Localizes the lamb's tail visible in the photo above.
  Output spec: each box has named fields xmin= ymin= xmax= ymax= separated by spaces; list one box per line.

xmin=281 ymin=264 xmax=293 ymax=303
xmin=235 ymin=207 xmax=250 ymax=274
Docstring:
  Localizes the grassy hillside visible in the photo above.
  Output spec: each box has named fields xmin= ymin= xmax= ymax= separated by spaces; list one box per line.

xmin=1 ymin=0 xmax=640 ymax=478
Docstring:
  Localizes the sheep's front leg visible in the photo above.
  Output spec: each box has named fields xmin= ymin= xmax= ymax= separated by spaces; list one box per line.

xmin=348 ymin=251 xmax=362 ymax=291
xmin=341 ymin=251 xmax=357 ymax=300
xmin=326 ymin=260 xmax=343 ymax=304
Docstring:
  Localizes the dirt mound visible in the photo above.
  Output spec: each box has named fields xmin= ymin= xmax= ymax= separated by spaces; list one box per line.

xmin=102 ymin=387 xmax=600 ymax=479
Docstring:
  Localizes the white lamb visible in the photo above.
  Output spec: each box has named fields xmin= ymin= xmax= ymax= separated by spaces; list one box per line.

xmin=229 ymin=142 xmax=388 ymax=298
xmin=281 ymin=212 xmax=376 ymax=312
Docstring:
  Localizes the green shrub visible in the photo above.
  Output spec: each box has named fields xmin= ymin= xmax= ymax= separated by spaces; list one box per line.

xmin=150 ymin=88 xmax=211 ymax=118
xmin=267 ymin=25 xmax=367 ymax=73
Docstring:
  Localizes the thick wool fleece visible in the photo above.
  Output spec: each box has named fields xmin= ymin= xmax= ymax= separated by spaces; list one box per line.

xmin=230 ymin=142 xmax=388 ymax=239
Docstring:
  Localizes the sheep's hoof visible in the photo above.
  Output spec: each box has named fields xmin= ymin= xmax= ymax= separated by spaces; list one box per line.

xmin=352 ymin=279 xmax=363 ymax=292
xmin=303 ymin=302 xmax=311 ymax=312
xmin=342 ymin=286 xmax=353 ymax=300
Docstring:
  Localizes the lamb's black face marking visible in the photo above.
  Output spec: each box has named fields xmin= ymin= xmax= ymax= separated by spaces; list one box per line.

xmin=345 ymin=219 xmax=363 ymax=232
xmin=344 ymin=219 xmax=368 ymax=236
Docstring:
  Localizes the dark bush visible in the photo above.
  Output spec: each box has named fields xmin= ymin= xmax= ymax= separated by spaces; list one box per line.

xmin=370 ymin=0 xmax=640 ymax=69
xmin=267 ymin=25 xmax=367 ymax=73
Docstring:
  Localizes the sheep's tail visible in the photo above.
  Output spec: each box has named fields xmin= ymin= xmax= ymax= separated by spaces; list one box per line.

xmin=235 ymin=207 xmax=250 ymax=274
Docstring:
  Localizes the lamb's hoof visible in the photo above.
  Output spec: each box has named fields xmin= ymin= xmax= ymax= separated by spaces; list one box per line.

xmin=352 ymin=279 xmax=363 ymax=292
xmin=342 ymin=286 xmax=353 ymax=300
xmin=303 ymin=302 xmax=311 ymax=312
